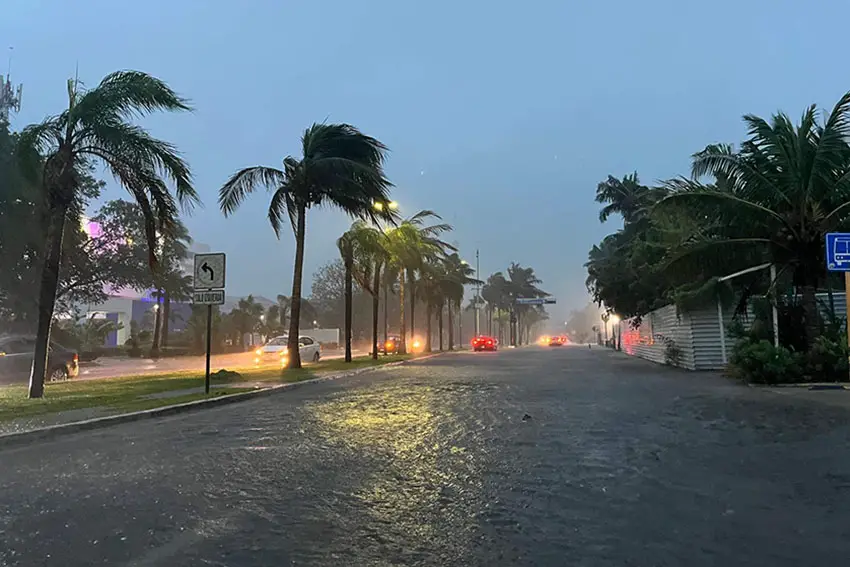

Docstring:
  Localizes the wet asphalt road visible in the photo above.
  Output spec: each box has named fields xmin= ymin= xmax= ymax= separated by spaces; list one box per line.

xmin=2 ymin=346 xmax=850 ymax=566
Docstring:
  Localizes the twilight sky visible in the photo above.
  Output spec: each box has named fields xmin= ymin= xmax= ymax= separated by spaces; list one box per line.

xmin=4 ymin=0 xmax=850 ymax=323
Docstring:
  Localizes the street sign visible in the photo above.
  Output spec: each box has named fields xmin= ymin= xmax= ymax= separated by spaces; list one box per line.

xmin=826 ymin=233 xmax=850 ymax=271
xmin=515 ymin=297 xmax=557 ymax=305
xmin=193 ymin=289 xmax=225 ymax=305
xmin=193 ymin=253 xmax=226 ymax=289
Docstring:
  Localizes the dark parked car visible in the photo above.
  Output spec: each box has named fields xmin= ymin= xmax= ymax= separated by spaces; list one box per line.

xmin=0 ymin=335 xmax=79 ymax=385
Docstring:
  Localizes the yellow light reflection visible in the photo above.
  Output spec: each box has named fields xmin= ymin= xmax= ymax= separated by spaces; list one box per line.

xmin=309 ymin=386 xmax=476 ymax=539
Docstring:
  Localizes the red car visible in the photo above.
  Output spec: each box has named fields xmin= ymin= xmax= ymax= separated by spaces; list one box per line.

xmin=471 ymin=335 xmax=498 ymax=352
xmin=548 ymin=335 xmax=567 ymax=346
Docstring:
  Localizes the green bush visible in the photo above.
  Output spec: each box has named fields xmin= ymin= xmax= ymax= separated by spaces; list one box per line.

xmin=804 ymin=336 xmax=849 ymax=383
xmin=729 ymin=339 xmax=802 ymax=384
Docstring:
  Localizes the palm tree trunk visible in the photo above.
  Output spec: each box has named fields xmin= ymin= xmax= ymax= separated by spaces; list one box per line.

xmin=408 ymin=271 xmax=416 ymax=344
xmin=29 ymin=203 xmax=68 ymax=399
xmin=343 ymin=243 xmax=353 ymax=363
xmin=800 ymin=283 xmax=820 ymax=349
xmin=425 ymin=301 xmax=433 ymax=352
xmin=398 ymin=268 xmax=406 ymax=354
xmin=488 ymin=306 xmax=492 ymax=336
xmin=372 ymin=264 xmax=381 ymax=360
xmin=287 ymin=203 xmax=307 ymax=368
xmin=447 ymin=302 xmax=454 ymax=351
xmin=383 ymin=281 xmax=389 ymax=344
xmin=438 ymin=303 xmax=444 ymax=350
xmin=162 ymin=291 xmax=171 ymax=348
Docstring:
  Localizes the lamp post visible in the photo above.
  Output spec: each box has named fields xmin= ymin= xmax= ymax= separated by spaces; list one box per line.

xmin=475 ymin=249 xmax=480 ymax=337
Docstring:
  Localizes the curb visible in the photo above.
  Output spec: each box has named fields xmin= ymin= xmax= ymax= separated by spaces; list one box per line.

xmin=747 ymin=383 xmax=850 ymax=390
xmin=0 ymin=353 xmax=444 ymax=450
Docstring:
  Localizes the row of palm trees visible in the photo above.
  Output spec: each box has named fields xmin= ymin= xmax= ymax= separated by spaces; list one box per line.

xmin=479 ymin=263 xmax=549 ymax=345
xmin=337 ymin=211 xmax=479 ymax=360
xmin=17 ymin=69 xmax=442 ymax=395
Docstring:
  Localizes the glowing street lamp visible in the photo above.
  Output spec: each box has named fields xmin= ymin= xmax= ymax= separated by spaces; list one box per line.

xmin=373 ymin=200 xmax=399 ymax=212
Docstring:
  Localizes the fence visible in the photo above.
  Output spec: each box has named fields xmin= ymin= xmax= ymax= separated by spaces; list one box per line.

xmin=620 ymin=293 xmax=846 ymax=371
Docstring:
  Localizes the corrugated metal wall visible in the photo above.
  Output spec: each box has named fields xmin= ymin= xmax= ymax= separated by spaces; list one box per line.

xmin=622 ymin=305 xmax=697 ymax=370
xmin=622 ymin=292 xmax=848 ymax=371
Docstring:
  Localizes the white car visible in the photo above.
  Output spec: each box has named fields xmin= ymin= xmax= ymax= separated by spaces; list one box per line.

xmin=254 ymin=335 xmax=322 ymax=365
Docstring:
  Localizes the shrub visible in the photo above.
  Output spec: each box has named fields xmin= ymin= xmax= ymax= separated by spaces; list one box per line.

xmin=663 ymin=338 xmax=682 ymax=366
xmin=804 ymin=336 xmax=849 ymax=383
xmin=729 ymin=339 xmax=802 ymax=384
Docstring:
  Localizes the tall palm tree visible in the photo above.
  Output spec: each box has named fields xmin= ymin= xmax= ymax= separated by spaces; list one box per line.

xmin=595 ymin=172 xmax=657 ymax=224
xmin=507 ymin=263 xmax=547 ymax=344
xmin=150 ymin=218 xmax=192 ymax=355
xmin=344 ymin=221 xmax=391 ymax=360
xmin=219 ymin=123 xmax=393 ymax=368
xmin=384 ymin=210 xmax=454 ymax=353
xmin=441 ymin=253 xmax=481 ymax=350
xmin=17 ymin=71 xmax=197 ymax=398
xmin=656 ymin=93 xmax=850 ymax=347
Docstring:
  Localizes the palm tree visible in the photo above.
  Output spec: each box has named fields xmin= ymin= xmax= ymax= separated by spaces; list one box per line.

xmin=384 ymin=211 xmax=454 ymax=353
xmin=337 ymin=228 xmax=357 ymax=362
xmin=440 ymin=253 xmax=480 ymax=350
xmin=595 ymin=172 xmax=657 ymax=224
xmin=344 ymin=221 xmax=391 ymax=360
xmin=17 ymin=71 xmax=197 ymax=398
xmin=150 ymin=218 xmax=192 ymax=355
xmin=219 ymin=123 xmax=393 ymax=368
xmin=507 ymin=263 xmax=547 ymax=344
xmin=655 ymin=93 xmax=850 ymax=347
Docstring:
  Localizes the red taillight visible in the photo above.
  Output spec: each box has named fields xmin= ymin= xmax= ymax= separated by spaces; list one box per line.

xmin=487 ymin=340 xmax=493 ymax=345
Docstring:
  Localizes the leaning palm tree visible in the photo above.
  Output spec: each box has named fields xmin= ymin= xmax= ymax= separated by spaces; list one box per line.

xmin=219 ymin=123 xmax=393 ymax=368
xmin=17 ymin=71 xmax=197 ymax=398
xmin=655 ymin=92 xmax=850 ymax=347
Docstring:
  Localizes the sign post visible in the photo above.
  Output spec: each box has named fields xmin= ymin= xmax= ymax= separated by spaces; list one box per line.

xmin=193 ymin=253 xmax=227 ymax=394
xmin=511 ymin=297 xmax=556 ymax=346
xmin=825 ymin=234 xmax=850 ymax=376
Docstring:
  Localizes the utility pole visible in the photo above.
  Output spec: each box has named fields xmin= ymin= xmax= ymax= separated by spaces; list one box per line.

xmin=474 ymin=249 xmax=480 ymax=337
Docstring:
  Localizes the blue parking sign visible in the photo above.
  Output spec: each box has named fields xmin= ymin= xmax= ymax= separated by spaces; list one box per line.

xmin=826 ymin=233 xmax=850 ymax=271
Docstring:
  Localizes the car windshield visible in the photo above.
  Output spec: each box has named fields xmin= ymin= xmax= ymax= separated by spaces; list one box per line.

xmin=266 ymin=337 xmax=288 ymax=346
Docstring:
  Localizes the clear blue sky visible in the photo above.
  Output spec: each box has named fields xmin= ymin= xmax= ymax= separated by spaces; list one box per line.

xmin=4 ymin=0 xmax=849 ymax=322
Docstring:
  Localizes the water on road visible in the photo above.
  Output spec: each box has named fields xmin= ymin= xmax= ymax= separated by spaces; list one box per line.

xmin=2 ymin=346 xmax=850 ymax=566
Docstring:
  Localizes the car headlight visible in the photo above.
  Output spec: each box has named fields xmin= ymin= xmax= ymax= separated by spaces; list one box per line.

xmin=255 ymin=349 xmax=262 ymax=356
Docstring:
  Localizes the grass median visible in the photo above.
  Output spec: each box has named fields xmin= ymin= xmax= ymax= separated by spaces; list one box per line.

xmin=0 ymin=354 xmax=413 ymax=424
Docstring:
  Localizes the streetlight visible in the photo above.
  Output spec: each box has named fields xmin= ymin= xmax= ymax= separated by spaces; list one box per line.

xmin=373 ymin=200 xmax=399 ymax=211
xmin=313 ymin=320 xmax=318 ymax=329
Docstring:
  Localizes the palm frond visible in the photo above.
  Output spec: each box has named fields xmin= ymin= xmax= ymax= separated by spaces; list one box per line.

xmin=76 ymin=117 xmax=197 ymax=210
xmin=219 ymin=166 xmax=287 ymax=216
xmin=72 ymin=70 xmax=192 ymax=122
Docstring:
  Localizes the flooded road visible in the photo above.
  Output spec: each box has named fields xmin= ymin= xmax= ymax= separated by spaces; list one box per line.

xmin=2 ymin=347 xmax=850 ymax=565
